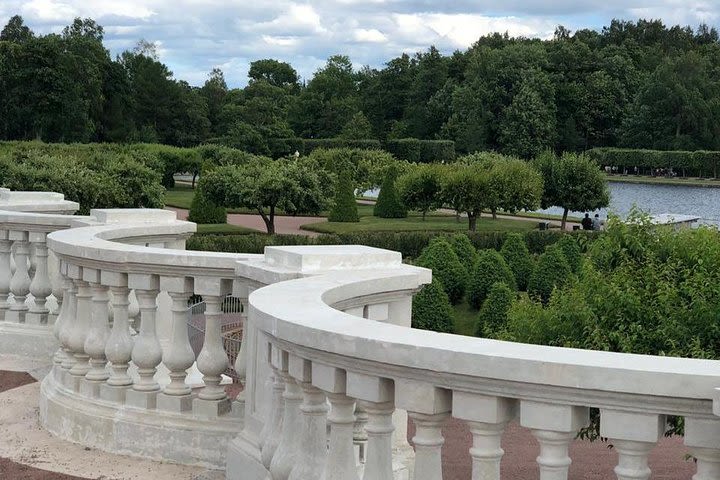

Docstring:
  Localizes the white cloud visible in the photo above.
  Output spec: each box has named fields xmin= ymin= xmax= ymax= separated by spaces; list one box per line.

xmin=353 ymin=28 xmax=387 ymax=43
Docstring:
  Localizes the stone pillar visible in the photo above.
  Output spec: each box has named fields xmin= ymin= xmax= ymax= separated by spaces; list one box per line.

xmin=269 ymin=352 xmax=304 ymax=480
xmin=26 ymin=232 xmax=52 ymax=324
xmin=58 ymin=270 xmax=78 ymax=371
xmin=7 ymin=230 xmax=31 ymax=323
xmin=0 ymin=232 xmax=12 ymax=321
xmin=68 ymin=275 xmax=93 ymax=381
xmin=261 ymin=357 xmax=285 ymax=468
xmin=83 ymin=268 xmax=111 ymax=394
xmin=453 ymin=392 xmax=516 ymax=480
xmin=521 ymin=401 xmax=589 ymax=480
xmin=685 ymin=417 xmax=720 ymax=480
xmin=127 ymin=273 xmax=161 ymax=409
xmin=101 ymin=270 xmax=133 ymax=403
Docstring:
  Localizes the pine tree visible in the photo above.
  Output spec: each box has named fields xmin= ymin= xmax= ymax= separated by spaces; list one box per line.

xmin=373 ymin=166 xmax=407 ymax=218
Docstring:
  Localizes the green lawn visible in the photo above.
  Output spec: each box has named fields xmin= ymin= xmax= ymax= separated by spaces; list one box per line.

xmin=164 ymin=185 xmax=195 ymax=209
xmin=302 ymin=213 xmax=537 ymax=234
xmin=452 ymin=300 xmax=478 ymax=337
xmin=605 ymin=173 xmax=720 ymax=188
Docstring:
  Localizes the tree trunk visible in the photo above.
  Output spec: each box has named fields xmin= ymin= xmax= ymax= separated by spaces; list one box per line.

xmin=492 ymin=208 xmax=497 ymax=220
xmin=422 ymin=210 xmax=426 ymax=221
xmin=259 ymin=208 xmax=275 ymax=234
xmin=561 ymin=208 xmax=569 ymax=231
xmin=468 ymin=212 xmax=477 ymax=232
xmin=192 ymin=172 xmax=198 ymax=188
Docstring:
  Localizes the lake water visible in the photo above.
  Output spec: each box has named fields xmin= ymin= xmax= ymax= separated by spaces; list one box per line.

xmin=365 ymin=181 xmax=720 ymax=226
xmin=538 ymin=181 xmax=720 ymax=226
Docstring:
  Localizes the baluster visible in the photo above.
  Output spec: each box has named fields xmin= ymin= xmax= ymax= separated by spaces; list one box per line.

xmin=311 ymin=363 xmax=359 ymax=480
xmin=395 ymin=380 xmax=452 ymax=480
xmin=452 ymin=392 xmax=516 ymax=480
xmin=233 ymin=293 xmax=249 ymax=393
xmin=288 ymin=356 xmax=328 ymax=480
xmin=0 ymin=233 xmax=12 ymax=320
xmin=261 ymin=360 xmax=286 ymax=467
xmin=49 ymin=250 xmax=64 ymax=325
xmin=83 ymin=271 xmax=111 ymax=391
xmin=102 ymin=271 xmax=133 ymax=403
xmin=269 ymin=352 xmax=304 ymax=480
xmin=157 ymin=277 xmax=195 ymax=412
xmin=7 ymin=231 xmax=31 ymax=323
xmin=52 ymin=274 xmax=72 ymax=367
xmin=194 ymin=293 xmax=231 ymax=416
xmin=59 ymin=272 xmax=78 ymax=371
xmin=521 ymin=401 xmax=589 ymax=480
xmin=600 ymin=410 xmax=663 ymax=480
xmin=127 ymin=273 xmax=161 ymax=409
xmin=684 ymin=417 xmax=720 ymax=480
xmin=68 ymin=277 xmax=93 ymax=382
xmin=346 ymin=372 xmax=396 ymax=480
xmin=26 ymin=232 xmax=52 ymax=324
xmin=354 ymin=405 xmax=369 ymax=465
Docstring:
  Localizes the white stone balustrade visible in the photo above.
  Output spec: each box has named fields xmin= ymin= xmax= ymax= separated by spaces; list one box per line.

xmin=1 ymin=189 xmax=720 ymax=479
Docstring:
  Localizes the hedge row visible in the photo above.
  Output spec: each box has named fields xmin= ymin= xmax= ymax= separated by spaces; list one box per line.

xmin=187 ymin=229 xmax=599 ymax=259
xmin=586 ymin=147 xmax=720 ymax=178
xmin=385 ymin=139 xmax=456 ymax=164
xmin=268 ymin=138 xmax=382 ymax=157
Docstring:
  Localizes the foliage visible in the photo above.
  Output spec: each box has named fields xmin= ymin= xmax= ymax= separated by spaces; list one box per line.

xmin=416 ymin=239 xmax=468 ymax=304
xmin=385 ymin=139 xmax=456 ymax=163
xmin=587 ymin=147 xmax=720 ymax=178
xmin=556 ymin=235 xmax=583 ymax=273
xmin=500 ymin=233 xmax=535 ymax=290
xmin=303 ymin=138 xmax=382 ymax=154
xmin=411 ymin=279 xmax=455 ymax=333
xmin=328 ymin=170 xmax=359 ymax=222
xmin=478 ymin=282 xmax=515 ymax=336
xmin=448 ymin=233 xmax=478 ymax=276
xmin=201 ymin=158 xmax=330 ymax=234
xmin=527 ymin=244 xmax=573 ymax=303
xmin=373 ymin=166 xmax=407 ymax=218
xmin=468 ymin=249 xmax=516 ymax=309
xmin=441 ymin=163 xmax=490 ymax=231
xmin=397 ymin=164 xmax=444 ymax=220
xmin=188 ymin=179 xmax=227 ymax=224
xmin=339 ymin=112 xmax=375 ymax=140
xmin=305 ymin=148 xmax=401 ymax=193
xmin=533 ymin=151 xmax=610 ymax=229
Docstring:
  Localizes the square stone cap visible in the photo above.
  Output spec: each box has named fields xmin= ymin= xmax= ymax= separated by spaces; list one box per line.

xmin=264 ymin=245 xmax=402 ymax=273
xmin=90 ymin=208 xmax=178 ymax=224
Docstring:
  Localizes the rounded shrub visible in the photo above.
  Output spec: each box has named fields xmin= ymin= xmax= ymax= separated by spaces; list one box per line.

xmin=477 ymin=282 xmax=515 ymax=337
xmin=416 ymin=239 xmax=468 ymax=304
xmin=556 ymin=235 xmax=582 ymax=274
xmin=411 ymin=279 xmax=455 ymax=333
xmin=500 ymin=233 xmax=535 ymax=291
xmin=448 ymin=233 xmax=478 ymax=276
xmin=188 ymin=181 xmax=227 ymax=224
xmin=373 ymin=166 xmax=407 ymax=218
xmin=328 ymin=170 xmax=359 ymax=222
xmin=468 ymin=249 xmax=516 ymax=309
xmin=528 ymin=245 xmax=572 ymax=303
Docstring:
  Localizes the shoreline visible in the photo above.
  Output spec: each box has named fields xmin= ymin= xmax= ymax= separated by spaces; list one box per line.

xmin=605 ymin=175 xmax=720 ymax=188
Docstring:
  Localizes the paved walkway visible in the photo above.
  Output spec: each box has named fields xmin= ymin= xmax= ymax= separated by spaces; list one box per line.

xmin=167 ymin=207 xmax=325 ymax=237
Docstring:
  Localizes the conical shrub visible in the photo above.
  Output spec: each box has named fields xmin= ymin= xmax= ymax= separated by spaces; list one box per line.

xmin=373 ymin=166 xmax=407 ymax=218
xmin=412 ymin=279 xmax=455 ymax=333
xmin=500 ymin=233 xmax=534 ymax=290
xmin=416 ymin=239 xmax=467 ymax=304
xmin=328 ymin=170 xmax=359 ymax=222
xmin=528 ymin=244 xmax=572 ymax=303
xmin=468 ymin=249 xmax=516 ymax=309
xmin=477 ymin=282 xmax=515 ymax=337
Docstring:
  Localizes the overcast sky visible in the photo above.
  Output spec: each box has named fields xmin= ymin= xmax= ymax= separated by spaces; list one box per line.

xmin=1 ymin=1 xmax=718 ymax=87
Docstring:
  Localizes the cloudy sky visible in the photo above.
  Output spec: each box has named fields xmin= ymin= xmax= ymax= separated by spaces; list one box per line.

xmin=1 ymin=0 xmax=718 ymax=87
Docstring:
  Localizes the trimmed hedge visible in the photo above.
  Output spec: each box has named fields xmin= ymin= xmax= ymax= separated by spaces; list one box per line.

xmin=528 ymin=244 xmax=572 ymax=303
xmin=328 ymin=171 xmax=360 ymax=222
xmin=416 ymin=239 xmax=467 ymax=304
xmin=304 ymin=138 xmax=381 ymax=154
xmin=478 ymin=282 xmax=515 ymax=337
xmin=448 ymin=233 xmax=478 ymax=276
xmin=188 ymin=180 xmax=227 ymax=224
xmin=587 ymin=147 xmax=720 ymax=178
xmin=267 ymin=137 xmax=305 ymax=158
xmin=468 ymin=249 xmax=516 ymax=309
xmin=373 ymin=167 xmax=407 ymax=218
xmin=411 ymin=279 xmax=455 ymax=333
xmin=385 ymin=138 xmax=456 ymax=163
xmin=187 ymin=230 xmax=601 ymax=260
xmin=500 ymin=233 xmax=535 ymax=291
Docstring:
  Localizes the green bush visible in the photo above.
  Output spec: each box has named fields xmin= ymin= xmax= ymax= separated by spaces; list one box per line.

xmin=411 ymin=279 xmax=455 ymax=333
xmin=328 ymin=171 xmax=359 ymax=222
xmin=500 ymin=233 xmax=535 ymax=290
xmin=478 ymin=282 xmax=515 ymax=337
xmin=305 ymin=148 xmax=401 ymax=193
xmin=556 ymin=235 xmax=582 ymax=273
xmin=416 ymin=239 xmax=467 ymax=304
xmin=385 ymin=138 xmax=456 ymax=163
xmin=527 ymin=245 xmax=572 ymax=303
xmin=468 ymin=249 xmax=516 ymax=309
xmin=267 ymin=137 xmax=305 ymax=158
xmin=586 ymin=147 xmax=720 ymax=178
xmin=303 ymin=138 xmax=381 ymax=154
xmin=188 ymin=182 xmax=227 ymax=224
xmin=448 ymin=234 xmax=477 ymax=276
xmin=373 ymin=166 xmax=407 ymax=218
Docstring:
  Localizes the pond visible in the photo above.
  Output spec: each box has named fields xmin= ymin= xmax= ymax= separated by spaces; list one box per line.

xmin=537 ymin=181 xmax=720 ymax=226
xmin=365 ymin=181 xmax=720 ymax=226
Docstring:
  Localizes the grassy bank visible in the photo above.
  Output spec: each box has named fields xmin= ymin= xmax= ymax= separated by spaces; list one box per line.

xmin=605 ymin=174 xmax=720 ymax=188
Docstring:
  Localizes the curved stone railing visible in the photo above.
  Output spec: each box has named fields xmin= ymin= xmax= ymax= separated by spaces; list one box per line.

xmin=228 ymin=251 xmax=720 ymax=480
xmin=4 ymin=188 xmax=720 ymax=479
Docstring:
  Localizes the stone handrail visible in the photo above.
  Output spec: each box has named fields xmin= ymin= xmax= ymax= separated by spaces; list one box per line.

xmin=229 ymin=248 xmax=720 ymax=480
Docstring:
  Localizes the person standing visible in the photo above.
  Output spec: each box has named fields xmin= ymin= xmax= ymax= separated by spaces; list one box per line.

xmin=592 ymin=214 xmax=603 ymax=231
xmin=581 ymin=213 xmax=593 ymax=230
